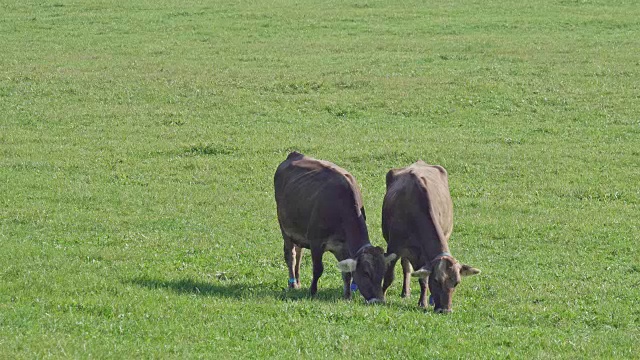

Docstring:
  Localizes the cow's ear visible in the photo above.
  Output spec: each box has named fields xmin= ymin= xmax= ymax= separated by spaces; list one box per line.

xmin=385 ymin=169 xmax=399 ymax=190
xmin=384 ymin=253 xmax=397 ymax=266
xmin=411 ymin=267 xmax=431 ymax=279
xmin=460 ymin=264 xmax=480 ymax=276
xmin=337 ymin=259 xmax=358 ymax=273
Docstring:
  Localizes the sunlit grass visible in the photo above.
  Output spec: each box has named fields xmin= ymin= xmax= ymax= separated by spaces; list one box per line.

xmin=1 ymin=0 xmax=639 ymax=357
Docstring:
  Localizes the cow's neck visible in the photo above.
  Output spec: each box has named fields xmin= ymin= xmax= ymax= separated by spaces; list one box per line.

xmin=424 ymin=241 xmax=450 ymax=262
xmin=349 ymin=240 xmax=372 ymax=258
xmin=418 ymin=219 xmax=451 ymax=263
xmin=347 ymin=213 xmax=372 ymax=258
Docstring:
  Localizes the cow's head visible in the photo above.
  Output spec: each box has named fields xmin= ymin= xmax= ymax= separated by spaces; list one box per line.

xmin=337 ymin=246 xmax=397 ymax=304
xmin=412 ymin=256 xmax=480 ymax=313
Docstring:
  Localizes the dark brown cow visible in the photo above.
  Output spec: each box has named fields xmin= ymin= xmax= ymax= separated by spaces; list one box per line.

xmin=275 ymin=152 xmax=396 ymax=303
xmin=381 ymin=160 xmax=480 ymax=313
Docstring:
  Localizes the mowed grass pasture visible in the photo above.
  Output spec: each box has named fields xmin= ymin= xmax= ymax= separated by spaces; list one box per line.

xmin=1 ymin=0 xmax=639 ymax=358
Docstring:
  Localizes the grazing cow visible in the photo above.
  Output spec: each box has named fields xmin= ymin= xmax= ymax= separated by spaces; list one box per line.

xmin=275 ymin=152 xmax=396 ymax=303
xmin=381 ymin=161 xmax=480 ymax=313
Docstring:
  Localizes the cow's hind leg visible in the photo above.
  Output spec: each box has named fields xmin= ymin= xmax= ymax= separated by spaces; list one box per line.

xmin=418 ymin=277 xmax=428 ymax=308
xmin=401 ymin=257 xmax=412 ymax=298
xmin=309 ymin=246 xmax=324 ymax=297
xmin=282 ymin=234 xmax=300 ymax=289
xmin=293 ymin=245 xmax=302 ymax=288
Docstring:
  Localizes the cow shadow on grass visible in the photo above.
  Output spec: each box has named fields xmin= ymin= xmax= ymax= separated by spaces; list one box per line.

xmin=128 ymin=276 xmax=348 ymax=303
xmin=128 ymin=277 xmax=434 ymax=311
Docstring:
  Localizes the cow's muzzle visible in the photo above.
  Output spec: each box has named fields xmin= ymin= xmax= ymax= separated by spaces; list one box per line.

xmin=365 ymin=298 xmax=384 ymax=305
xmin=435 ymin=308 xmax=453 ymax=314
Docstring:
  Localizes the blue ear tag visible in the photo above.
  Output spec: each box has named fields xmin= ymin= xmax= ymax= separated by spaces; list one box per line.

xmin=350 ymin=282 xmax=358 ymax=292
xmin=429 ymin=294 xmax=435 ymax=306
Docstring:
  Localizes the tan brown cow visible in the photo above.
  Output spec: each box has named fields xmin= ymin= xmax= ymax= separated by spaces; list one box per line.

xmin=381 ymin=160 xmax=480 ymax=313
xmin=275 ymin=152 xmax=396 ymax=303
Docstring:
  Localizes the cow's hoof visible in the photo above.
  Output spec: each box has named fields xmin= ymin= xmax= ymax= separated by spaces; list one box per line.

xmin=401 ymin=291 xmax=410 ymax=298
xmin=288 ymin=279 xmax=301 ymax=289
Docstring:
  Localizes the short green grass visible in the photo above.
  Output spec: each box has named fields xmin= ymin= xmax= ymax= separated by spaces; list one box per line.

xmin=1 ymin=0 xmax=639 ymax=358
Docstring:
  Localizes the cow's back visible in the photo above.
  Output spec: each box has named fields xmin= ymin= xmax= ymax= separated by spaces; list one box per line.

xmin=275 ymin=152 xmax=365 ymax=248
xmin=383 ymin=161 xmax=453 ymax=246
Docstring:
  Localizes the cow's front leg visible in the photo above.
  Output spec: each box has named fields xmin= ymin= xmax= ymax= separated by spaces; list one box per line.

xmin=418 ymin=277 xmax=428 ymax=308
xmin=341 ymin=271 xmax=352 ymax=300
xmin=309 ymin=246 xmax=324 ymax=296
xmin=382 ymin=255 xmax=399 ymax=300
xmin=401 ymin=257 xmax=412 ymax=298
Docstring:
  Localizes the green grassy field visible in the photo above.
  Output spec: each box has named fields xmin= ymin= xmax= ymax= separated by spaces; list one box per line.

xmin=1 ymin=0 xmax=639 ymax=357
